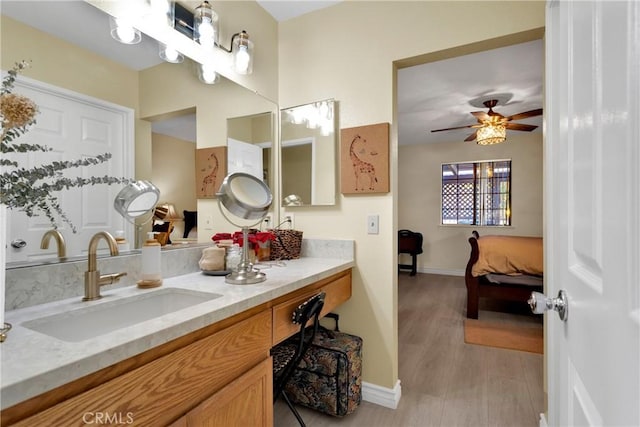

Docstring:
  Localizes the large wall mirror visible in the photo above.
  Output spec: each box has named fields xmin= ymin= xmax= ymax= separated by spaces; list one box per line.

xmin=2 ymin=2 xmax=277 ymax=268
xmin=280 ymin=99 xmax=337 ymax=207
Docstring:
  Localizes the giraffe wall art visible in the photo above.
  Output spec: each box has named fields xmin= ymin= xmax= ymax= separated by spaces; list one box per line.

xmin=195 ymin=146 xmax=227 ymax=198
xmin=340 ymin=123 xmax=390 ymax=194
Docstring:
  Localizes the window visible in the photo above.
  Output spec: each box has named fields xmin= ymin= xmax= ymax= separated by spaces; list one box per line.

xmin=441 ymin=160 xmax=511 ymax=226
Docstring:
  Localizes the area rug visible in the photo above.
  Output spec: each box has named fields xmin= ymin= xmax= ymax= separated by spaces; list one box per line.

xmin=463 ymin=319 xmax=543 ymax=354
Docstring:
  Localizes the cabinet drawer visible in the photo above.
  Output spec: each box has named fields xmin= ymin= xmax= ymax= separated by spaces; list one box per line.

xmin=14 ymin=310 xmax=272 ymax=427
xmin=272 ymin=271 xmax=351 ymax=345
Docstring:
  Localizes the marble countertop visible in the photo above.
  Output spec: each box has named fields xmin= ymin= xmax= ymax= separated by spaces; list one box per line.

xmin=1 ymin=256 xmax=354 ymax=410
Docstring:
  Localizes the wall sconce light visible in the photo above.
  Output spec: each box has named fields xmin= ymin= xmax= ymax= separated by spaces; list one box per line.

xmin=109 ymin=16 xmax=141 ymax=44
xmin=159 ymin=42 xmax=184 ymax=63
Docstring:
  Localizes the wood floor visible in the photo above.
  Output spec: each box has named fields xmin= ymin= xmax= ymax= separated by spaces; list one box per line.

xmin=274 ymin=273 xmax=545 ymax=427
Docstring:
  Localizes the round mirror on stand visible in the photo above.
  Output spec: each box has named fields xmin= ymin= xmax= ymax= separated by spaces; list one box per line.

xmin=114 ymin=180 xmax=161 ymax=247
xmin=217 ymin=172 xmax=273 ymax=284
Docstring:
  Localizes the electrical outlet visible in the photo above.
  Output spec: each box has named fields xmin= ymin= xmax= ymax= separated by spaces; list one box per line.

xmin=204 ymin=215 xmax=214 ymax=230
xmin=263 ymin=214 xmax=273 ymax=229
xmin=284 ymin=213 xmax=295 ymax=229
xmin=367 ymin=214 xmax=379 ymax=235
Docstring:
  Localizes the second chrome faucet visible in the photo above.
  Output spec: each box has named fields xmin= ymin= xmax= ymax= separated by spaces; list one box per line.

xmin=83 ymin=231 xmax=127 ymax=301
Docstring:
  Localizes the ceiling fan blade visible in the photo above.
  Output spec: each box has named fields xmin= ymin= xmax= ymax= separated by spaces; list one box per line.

xmin=505 ymin=122 xmax=538 ymax=131
xmin=506 ymin=108 xmax=543 ymax=121
xmin=470 ymin=111 xmax=491 ymax=121
xmin=464 ymin=131 xmax=477 ymax=142
xmin=431 ymin=124 xmax=477 ymax=133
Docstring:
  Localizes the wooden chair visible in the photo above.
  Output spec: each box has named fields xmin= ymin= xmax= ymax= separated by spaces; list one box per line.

xmin=271 ymin=292 xmax=326 ymax=427
xmin=398 ymin=229 xmax=423 ymax=276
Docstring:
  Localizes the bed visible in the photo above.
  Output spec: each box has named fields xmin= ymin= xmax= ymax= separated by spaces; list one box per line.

xmin=464 ymin=231 xmax=544 ymax=319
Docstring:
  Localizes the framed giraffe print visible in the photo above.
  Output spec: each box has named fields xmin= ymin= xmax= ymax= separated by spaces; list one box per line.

xmin=340 ymin=122 xmax=390 ymax=194
xmin=196 ymin=146 xmax=227 ymax=199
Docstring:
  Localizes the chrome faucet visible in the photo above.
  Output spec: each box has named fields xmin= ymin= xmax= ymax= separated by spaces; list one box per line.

xmin=40 ymin=229 xmax=67 ymax=259
xmin=83 ymin=231 xmax=127 ymax=301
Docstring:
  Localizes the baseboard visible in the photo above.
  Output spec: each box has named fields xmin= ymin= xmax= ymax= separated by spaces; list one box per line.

xmin=419 ymin=267 xmax=465 ymax=277
xmin=362 ymin=380 xmax=401 ymax=409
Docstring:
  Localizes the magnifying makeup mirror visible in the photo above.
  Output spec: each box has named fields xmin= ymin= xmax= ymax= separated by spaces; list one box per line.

xmin=114 ymin=180 xmax=161 ymax=219
xmin=217 ymin=172 xmax=273 ymax=284
xmin=114 ymin=180 xmax=161 ymax=247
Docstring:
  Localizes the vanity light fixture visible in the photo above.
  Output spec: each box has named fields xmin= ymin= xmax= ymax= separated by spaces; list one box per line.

xmin=159 ymin=42 xmax=184 ymax=63
xmin=231 ymin=31 xmax=253 ymax=75
xmin=190 ymin=2 xmax=253 ymax=74
xmin=284 ymin=100 xmax=335 ymax=135
xmin=193 ymin=0 xmax=218 ymax=49
xmin=109 ymin=16 xmax=142 ymax=44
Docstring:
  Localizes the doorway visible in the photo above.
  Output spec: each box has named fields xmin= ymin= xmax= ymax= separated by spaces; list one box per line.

xmin=395 ymin=31 xmax=545 ymax=423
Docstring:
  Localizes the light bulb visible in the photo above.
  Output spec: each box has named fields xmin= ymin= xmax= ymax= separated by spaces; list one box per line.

xmin=164 ymin=47 xmax=179 ymax=62
xmin=199 ymin=63 xmax=219 ymax=84
xmin=197 ymin=20 xmax=215 ymax=48
xmin=110 ymin=17 xmax=141 ymax=44
xmin=235 ymin=46 xmax=250 ymax=74
xmin=115 ymin=25 xmax=136 ymax=44
xmin=159 ymin=43 xmax=183 ymax=63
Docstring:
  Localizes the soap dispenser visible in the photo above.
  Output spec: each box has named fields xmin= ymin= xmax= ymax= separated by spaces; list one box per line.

xmin=138 ymin=232 xmax=162 ymax=288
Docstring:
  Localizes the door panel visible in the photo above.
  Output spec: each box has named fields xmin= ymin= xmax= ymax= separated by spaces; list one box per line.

xmin=6 ymin=78 xmax=133 ymax=263
xmin=546 ymin=1 xmax=640 ymax=425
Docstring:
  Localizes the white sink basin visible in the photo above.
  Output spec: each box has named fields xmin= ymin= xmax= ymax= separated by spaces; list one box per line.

xmin=22 ymin=288 xmax=222 ymax=342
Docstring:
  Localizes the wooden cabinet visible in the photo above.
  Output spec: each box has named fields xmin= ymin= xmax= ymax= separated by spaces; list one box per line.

xmin=3 ymin=269 xmax=351 ymax=427
xmin=12 ymin=310 xmax=272 ymax=427
xmin=185 ymin=358 xmax=273 ymax=427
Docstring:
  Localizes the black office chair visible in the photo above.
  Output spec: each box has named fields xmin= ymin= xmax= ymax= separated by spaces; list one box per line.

xmin=398 ymin=229 xmax=424 ymax=276
xmin=271 ymin=292 xmax=326 ymax=427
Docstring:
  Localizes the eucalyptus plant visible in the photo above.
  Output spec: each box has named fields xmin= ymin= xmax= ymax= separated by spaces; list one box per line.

xmin=0 ymin=61 xmax=129 ymax=232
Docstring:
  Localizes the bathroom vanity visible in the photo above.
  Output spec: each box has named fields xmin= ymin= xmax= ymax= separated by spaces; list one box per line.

xmin=1 ymin=243 xmax=354 ymax=426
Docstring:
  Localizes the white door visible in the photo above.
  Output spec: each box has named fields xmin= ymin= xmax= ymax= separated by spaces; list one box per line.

xmin=6 ymin=77 xmax=134 ymax=263
xmin=227 ymin=138 xmax=264 ymax=180
xmin=545 ymin=0 xmax=639 ymax=425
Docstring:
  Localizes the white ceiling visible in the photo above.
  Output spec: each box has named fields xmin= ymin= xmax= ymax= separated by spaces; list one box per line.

xmin=256 ymin=0 xmax=343 ymax=22
xmin=1 ymin=1 xmax=543 ymax=146
xmin=398 ymin=39 xmax=544 ymax=145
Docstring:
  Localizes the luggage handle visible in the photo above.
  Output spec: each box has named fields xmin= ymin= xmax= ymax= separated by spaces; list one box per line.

xmin=323 ymin=312 xmax=340 ymax=332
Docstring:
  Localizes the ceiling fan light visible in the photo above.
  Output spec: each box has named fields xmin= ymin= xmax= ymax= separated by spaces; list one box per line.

xmin=477 ymin=124 xmax=506 ymax=145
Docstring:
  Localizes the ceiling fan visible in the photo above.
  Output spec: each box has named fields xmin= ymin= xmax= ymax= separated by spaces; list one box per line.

xmin=431 ymin=99 xmax=543 ymax=144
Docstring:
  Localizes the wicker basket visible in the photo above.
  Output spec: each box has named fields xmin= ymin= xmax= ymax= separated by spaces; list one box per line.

xmin=269 ymin=229 xmax=303 ymax=260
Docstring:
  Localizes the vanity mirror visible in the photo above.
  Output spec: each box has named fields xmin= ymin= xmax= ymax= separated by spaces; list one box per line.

xmin=2 ymin=2 xmax=278 ymax=268
xmin=280 ymin=99 xmax=337 ymax=207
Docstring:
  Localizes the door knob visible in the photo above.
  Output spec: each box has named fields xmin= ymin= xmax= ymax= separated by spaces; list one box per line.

xmin=10 ymin=239 xmax=27 ymax=249
xmin=528 ymin=290 xmax=568 ymax=321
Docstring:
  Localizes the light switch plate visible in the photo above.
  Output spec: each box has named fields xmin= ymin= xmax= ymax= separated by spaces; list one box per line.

xmin=367 ymin=214 xmax=379 ymax=235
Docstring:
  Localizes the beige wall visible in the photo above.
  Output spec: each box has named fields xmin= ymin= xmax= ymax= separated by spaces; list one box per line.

xmin=398 ymin=132 xmax=543 ymax=274
xmin=0 ymin=16 xmax=138 ymax=110
xmin=279 ymin=1 xmax=545 ymax=390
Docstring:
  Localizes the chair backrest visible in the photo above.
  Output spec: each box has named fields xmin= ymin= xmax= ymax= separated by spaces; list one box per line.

xmin=273 ymin=291 xmax=326 ymax=393
xmin=291 ymin=291 xmax=326 ymax=358
xmin=398 ymin=229 xmax=424 ymax=254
